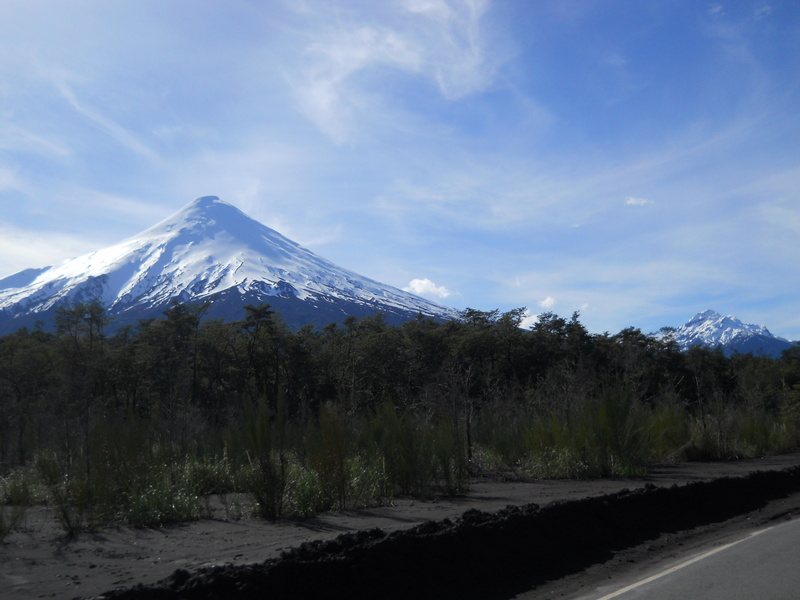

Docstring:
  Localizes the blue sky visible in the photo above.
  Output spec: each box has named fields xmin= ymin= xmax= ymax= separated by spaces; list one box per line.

xmin=1 ymin=0 xmax=799 ymax=338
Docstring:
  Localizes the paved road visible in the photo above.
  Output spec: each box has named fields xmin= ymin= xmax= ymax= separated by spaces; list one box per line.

xmin=582 ymin=518 xmax=800 ymax=600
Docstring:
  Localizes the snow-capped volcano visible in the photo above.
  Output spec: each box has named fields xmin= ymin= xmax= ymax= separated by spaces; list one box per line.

xmin=670 ymin=309 xmax=795 ymax=358
xmin=0 ymin=196 xmax=461 ymax=332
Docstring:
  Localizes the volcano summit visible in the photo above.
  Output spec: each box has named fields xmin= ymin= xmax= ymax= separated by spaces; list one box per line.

xmin=0 ymin=196 xmax=461 ymax=333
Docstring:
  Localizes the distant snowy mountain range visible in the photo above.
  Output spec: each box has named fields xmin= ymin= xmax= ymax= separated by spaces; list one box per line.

xmin=0 ymin=196 xmax=461 ymax=333
xmin=1 ymin=198 xmax=795 ymax=357
xmin=668 ymin=309 xmax=796 ymax=358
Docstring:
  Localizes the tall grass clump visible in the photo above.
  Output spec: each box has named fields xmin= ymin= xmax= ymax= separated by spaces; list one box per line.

xmin=686 ymin=402 xmax=793 ymax=461
xmin=31 ymin=413 xmax=217 ymax=531
xmin=305 ymin=403 xmax=387 ymax=511
xmin=779 ymin=385 xmax=800 ymax=451
xmin=520 ymin=417 xmax=594 ymax=479
xmin=645 ymin=400 xmax=692 ymax=462
xmin=430 ymin=418 xmax=469 ymax=494
xmin=243 ymin=450 xmax=288 ymax=519
xmin=35 ymin=452 xmax=91 ymax=536
xmin=366 ymin=403 xmax=433 ymax=497
xmin=517 ymin=390 xmax=650 ymax=479
xmin=282 ymin=452 xmax=325 ymax=517
xmin=585 ymin=385 xmax=652 ymax=476
xmin=185 ymin=453 xmax=237 ymax=497
xmin=0 ymin=468 xmax=35 ymax=541
xmin=222 ymin=400 xmax=391 ymax=518
xmin=364 ymin=403 xmax=470 ymax=497
xmin=225 ymin=397 xmax=295 ymax=519
xmin=307 ymin=403 xmax=350 ymax=510
xmin=734 ymin=412 xmax=779 ymax=458
xmin=481 ymin=386 xmax=693 ymax=479
xmin=684 ymin=397 xmax=745 ymax=461
xmin=472 ymin=403 xmax=530 ymax=472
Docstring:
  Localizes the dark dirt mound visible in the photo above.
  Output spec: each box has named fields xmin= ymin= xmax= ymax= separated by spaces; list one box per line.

xmin=92 ymin=465 xmax=800 ymax=600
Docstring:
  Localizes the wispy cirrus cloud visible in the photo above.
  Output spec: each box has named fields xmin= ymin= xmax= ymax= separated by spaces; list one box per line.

xmin=0 ymin=167 xmax=27 ymax=194
xmin=0 ymin=224 xmax=99 ymax=276
xmin=288 ymin=0 xmax=508 ymax=143
xmin=45 ymin=68 xmax=161 ymax=163
xmin=292 ymin=25 xmax=421 ymax=143
xmin=403 ymin=0 xmax=501 ymax=99
xmin=0 ymin=124 xmax=71 ymax=158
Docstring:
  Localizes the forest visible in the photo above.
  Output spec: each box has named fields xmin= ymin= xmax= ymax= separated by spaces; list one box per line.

xmin=1 ymin=300 xmax=799 ymax=534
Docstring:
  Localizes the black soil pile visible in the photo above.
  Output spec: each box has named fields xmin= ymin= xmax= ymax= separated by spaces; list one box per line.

xmin=91 ymin=466 xmax=800 ymax=600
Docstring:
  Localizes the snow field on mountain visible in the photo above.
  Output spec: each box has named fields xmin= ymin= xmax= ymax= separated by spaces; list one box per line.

xmin=0 ymin=196 xmax=460 ymax=324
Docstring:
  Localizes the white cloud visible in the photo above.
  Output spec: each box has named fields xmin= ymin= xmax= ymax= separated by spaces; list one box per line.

xmin=404 ymin=277 xmax=452 ymax=299
xmin=519 ymin=309 xmax=538 ymax=329
xmin=625 ymin=196 xmax=653 ymax=206
xmin=539 ymin=295 xmax=556 ymax=309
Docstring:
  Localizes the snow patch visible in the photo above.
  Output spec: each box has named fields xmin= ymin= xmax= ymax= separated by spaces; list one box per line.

xmin=0 ymin=197 xmax=461 ymax=323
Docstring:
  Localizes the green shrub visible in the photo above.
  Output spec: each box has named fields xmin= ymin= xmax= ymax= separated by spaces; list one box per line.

xmin=345 ymin=452 xmax=387 ymax=508
xmin=284 ymin=455 xmax=324 ymax=517
xmin=125 ymin=465 xmax=209 ymax=527
xmin=187 ymin=455 xmax=236 ymax=496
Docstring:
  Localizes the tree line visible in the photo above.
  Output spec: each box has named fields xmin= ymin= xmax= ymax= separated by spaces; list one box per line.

xmin=1 ymin=300 xmax=799 ymax=530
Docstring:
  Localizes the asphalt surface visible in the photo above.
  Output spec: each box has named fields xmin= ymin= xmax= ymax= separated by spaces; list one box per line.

xmin=581 ymin=517 xmax=800 ymax=600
